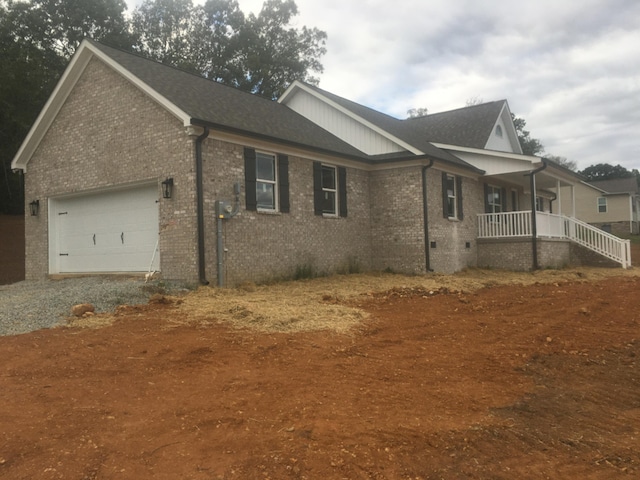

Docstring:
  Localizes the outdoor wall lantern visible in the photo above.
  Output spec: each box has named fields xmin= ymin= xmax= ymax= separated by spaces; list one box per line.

xmin=29 ymin=199 xmax=40 ymax=216
xmin=162 ymin=177 xmax=174 ymax=199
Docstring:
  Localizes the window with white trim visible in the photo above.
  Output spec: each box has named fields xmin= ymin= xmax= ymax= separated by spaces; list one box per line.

xmin=495 ymin=125 xmax=503 ymax=137
xmin=256 ymin=152 xmax=277 ymax=210
xmin=442 ymin=173 xmax=463 ymax=220
xmin=446 ymin=174 xmax=457 ymax=218
xmin=321 ymin=165 xmax=337 ymax=215
xmin=486 ymin=185 xmax=503 ymax=213
xmin=597 ymin=196 xmax=607 ymax=213
xmin=313 ymin=162 xmax=347 ymax=217
xmin=244 ymin=148 xmax=289 ymax=213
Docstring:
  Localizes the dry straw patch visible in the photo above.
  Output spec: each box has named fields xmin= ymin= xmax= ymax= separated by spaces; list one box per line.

xmin=171 ymin=267 xmax=640 ymax=334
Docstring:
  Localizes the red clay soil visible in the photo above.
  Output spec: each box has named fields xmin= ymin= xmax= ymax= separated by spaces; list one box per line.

xmin=1 ymin=276 xmax=639 ymax=479
xmin=0 ymin=214 xmax=25 ymax=285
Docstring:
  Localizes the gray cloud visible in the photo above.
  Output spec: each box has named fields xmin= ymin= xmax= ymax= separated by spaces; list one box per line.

xmin=276 ymin=0 xmax=640 ymax=171
xmin=150 ymin=0 xmax=640 ymax=171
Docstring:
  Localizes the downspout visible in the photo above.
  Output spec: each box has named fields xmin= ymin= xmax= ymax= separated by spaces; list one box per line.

xmin=549 ymin=192 xmax=557 ymax=214
xmin=421 ymin=160 xmax=435 ymax=272
xmin=195 ymin=126 xmax=210 ymax=285
xmin=527 ymin=159 xmax=548 ymax=270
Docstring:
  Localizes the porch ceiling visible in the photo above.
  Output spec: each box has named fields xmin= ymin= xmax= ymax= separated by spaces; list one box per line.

xmin=484 ymin=163 xmax=579 ymax=192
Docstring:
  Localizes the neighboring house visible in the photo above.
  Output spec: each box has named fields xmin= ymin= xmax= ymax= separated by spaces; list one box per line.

xmin=559 ymin=178 xmax=640 ymax=235
xmin=11 ymin=40 xmax=630 ymax=286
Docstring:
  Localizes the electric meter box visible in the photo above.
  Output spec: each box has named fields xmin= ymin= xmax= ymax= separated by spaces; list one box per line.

xmin=215 ymin=200 xmax=233 ymax=219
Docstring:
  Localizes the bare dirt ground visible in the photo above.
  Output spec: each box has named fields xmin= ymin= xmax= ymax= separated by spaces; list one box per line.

xmin=1 ymin=267 xmax=640 ymax=479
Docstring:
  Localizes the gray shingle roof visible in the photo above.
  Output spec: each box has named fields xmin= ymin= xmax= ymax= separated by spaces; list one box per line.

xmin=89 ymin=41 xmax=481 ymax=171
xmin=589 ymin=177 xmax=639 ymax=194
xmin=404 ymin=101 xmax=507 ymax=148
xmin=299 ymin=84 xmax=483 ymax=171
xmin=89 ymin=41 xmax=369 ymax=159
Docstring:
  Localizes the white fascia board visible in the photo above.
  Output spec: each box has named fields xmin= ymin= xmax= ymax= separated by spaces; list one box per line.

xmin=278 ymin=81 xmax=423 ymax=155
xmin=580 ymin=180 xmax=607 ymax=194
xmin=89 ymin=45 xmax=192 ymax=126
xmin=11 ymin=40 xmax=192 ymax=172
xmin=497 ymin=101 xmax=523 ymax=154
xmin=432 ymin=143 xmax=539 ymax=163
xmin=11 ymin=42 xmax=94 ymax=172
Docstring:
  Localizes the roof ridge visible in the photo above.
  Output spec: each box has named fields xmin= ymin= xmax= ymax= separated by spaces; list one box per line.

xmin=301 ymin=82 xmax=403 ymax=122
xmin=405 ymin=99 xmax=506 ymax=120
xmin=87 ymin=39 xmax=277 ymax=106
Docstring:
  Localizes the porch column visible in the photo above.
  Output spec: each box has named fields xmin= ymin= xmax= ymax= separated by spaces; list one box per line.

xmin=556 ymin=179 xmax=562 ymax=214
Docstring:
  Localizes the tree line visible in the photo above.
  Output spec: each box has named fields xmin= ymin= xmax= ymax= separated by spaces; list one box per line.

xmin=0 ymin=0 xmax=326 ymax=214
xmin=1 ymin=0 xmax=636 ymax=215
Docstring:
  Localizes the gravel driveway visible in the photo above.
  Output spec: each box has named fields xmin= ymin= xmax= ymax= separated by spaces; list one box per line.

xmin=0 ymin=277 xmax=190 ymax=336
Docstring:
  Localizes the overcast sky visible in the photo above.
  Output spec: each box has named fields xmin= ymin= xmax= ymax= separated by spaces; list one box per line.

xmin=128 ymin=0 xmax=640 ymax=171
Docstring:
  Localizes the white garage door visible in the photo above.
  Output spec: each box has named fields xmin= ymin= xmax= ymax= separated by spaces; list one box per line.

xmin=50 ymin=185 xmax=160 ymax=273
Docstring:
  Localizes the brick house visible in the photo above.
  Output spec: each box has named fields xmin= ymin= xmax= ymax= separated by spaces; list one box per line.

xmin=11 ymin=40 xmax=630 ymax=285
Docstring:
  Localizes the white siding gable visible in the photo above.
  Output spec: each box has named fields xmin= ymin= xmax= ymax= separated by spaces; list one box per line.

xmin=484 ymin=106 xmax=521 ymax=153
xmin=284 ymin=89 xmax=406 ymax=156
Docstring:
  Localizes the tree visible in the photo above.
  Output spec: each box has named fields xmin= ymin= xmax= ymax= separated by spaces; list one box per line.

xmin=465 ymin=96 xmax=484 ymax=107
xmin=511 ymin=114 xmax=544 ymax=156
xmin=131 ymin=0 xmax=195 ymax=68
xmin=0 ymin=0 xmax=131 ymax=214
xmin=406 ymin=107 xmax=428 ymax=118
xmin=580 ymin=163 xmax=639 ymax=181
xmin=545 ymin=155 xmax=577 ymax=172
xmin=131 ymin=0 xmax=327 ymax=99
xmin=1 ymin=0 xmax=325 ymax=213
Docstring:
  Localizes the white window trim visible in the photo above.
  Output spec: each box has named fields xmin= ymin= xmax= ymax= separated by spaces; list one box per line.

xmin=256 ymin=151 xmax=278 ymax=212
xmin=322 ymin=164 xmax=338 ymax=216
xmin=446 ymin=174 xmax=457 ymax=219
xmin=487 ymin=185 xmax=503 ymax=213
xmin=597 ymin=196 xmax=607 ymax=214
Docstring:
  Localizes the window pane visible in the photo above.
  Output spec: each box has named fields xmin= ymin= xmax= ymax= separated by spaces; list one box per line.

xmin=256 ymin=153 xmax=275 ymax=181
xmin=446 ymin=176 xmax=455 ymax=197
xmin=257 ymin=182 xmax=275 ymax=209
xmin=447 ymin=198 xmax=455 ymax=217
xmin=322 ymin=166 xmax=336 ymax=189
xmin=323 ymin=191 xmax=336 ymax=215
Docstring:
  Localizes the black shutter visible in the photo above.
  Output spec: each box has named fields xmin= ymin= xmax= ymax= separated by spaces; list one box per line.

xmin=244 ymin=148 xmax=257 ymax=211
xmin=338 ymin=166 xmax=347 ymax=217
xmin=442 ymin=172 xmax=448 ymax=218
xmin=456 ymin=176 xmax=464 ymax=220
xmin=278 ymin=154 xmax=289 ymax=213
xmin=501 ymin=187 xmax=507 ymax=212
xmin=313 ymin=161 xmax=323 ymax=216
xmin=484 ymin=183 xmax=490 ymax=213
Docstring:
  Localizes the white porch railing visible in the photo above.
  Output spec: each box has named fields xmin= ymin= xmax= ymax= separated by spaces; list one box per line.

xmin=478 ymin=211 xmax=632 ymax=268
xmin=563 ymin=215 xmax=632 ymax=268
xmin=477 ymin=211 xmax=533 ymax=238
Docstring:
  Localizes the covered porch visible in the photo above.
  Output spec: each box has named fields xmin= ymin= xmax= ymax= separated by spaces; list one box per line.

xmin=476 ymin=160 xmax=631 ymax=269
xmin=478 ymin=210 xmax=631 ymax=268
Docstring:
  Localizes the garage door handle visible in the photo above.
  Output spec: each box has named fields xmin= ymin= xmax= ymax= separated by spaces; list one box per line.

xmin=93 ymin=234 xmax=96 ymax=245
xmin=121 ymin=232 xmax=124 ymax=244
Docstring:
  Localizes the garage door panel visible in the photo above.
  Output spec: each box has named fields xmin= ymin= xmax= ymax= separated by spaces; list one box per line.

xmin=52 ymin=185 xmax=160 ymax=273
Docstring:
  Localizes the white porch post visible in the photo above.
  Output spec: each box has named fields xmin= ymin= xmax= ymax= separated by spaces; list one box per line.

xmin=556 ymin=179 xmax=562 ymax=215
xmin=630 ymin=196 xmax=633 ymax=234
